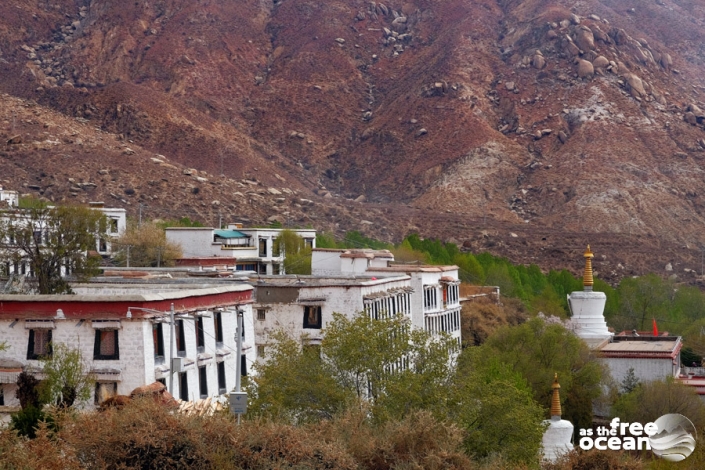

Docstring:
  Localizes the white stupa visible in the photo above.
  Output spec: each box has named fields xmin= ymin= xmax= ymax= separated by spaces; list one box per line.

xmin=568 ymin=245 xmax=613 ymax=344
xmin=541 ymin=374 xmax=574 ymax=463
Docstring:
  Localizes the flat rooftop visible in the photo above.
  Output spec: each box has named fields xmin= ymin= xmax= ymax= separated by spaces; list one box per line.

xmin=367 ymin=264 xmax=459 ymax=273
xmin=248 ymin=274 xmax=410 ymax=288
xmin=598 ymin=335 xmax=682 ymax=358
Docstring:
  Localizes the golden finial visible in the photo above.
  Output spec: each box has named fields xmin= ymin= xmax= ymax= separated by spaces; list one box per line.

xmin=583 ymin=245 xmax=594 ymax=290
xmin=551 ymin=373 xmax=562 ymax=418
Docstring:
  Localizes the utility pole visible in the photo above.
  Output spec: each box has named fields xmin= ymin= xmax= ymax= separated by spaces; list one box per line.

xmin=169 ymin=303 xmax=175 ymax=395
xmin=126 ymin=245 xmax=131 ymax=268
xmin=229 ymin=307 xmax=247 ymax=423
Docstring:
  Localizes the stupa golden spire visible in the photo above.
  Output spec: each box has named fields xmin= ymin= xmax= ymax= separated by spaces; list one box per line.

xmin=583 ymin=245 xmax=594 ymax=291
xmin=551 ymin=373 xmax=562 ymax=418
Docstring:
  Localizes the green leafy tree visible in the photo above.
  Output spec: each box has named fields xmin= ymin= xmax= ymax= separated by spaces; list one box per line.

xmin=618 ymin=273 xmax=673 ymax=330
xmin=39 ymin=343 xmax=94 ymax=409
xmin=619 ymin=367 xmax=640 ymax=395
xmin=0 ymin=201 xmax=107 ymax=294
xmin=113 ymin=221 xmax=182 ymax=267
xmin=249 ymin=331 xmax=350 ymax=423
xmin=450 ymin=349 xmax=546 ymax=464
xmin=322 ymin=312 xmax=457 ymax=421
xmin=273 ymin=229 xmax=311 ymax=274
xmin=478 ymin=317 xmax=606 ymax=432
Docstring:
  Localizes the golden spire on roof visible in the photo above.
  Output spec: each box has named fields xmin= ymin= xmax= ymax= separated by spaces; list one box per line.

xmin=551 ymin=373 xmax=562 ymax=418
xmin=583 ymin=245 xmax=594 ymax=290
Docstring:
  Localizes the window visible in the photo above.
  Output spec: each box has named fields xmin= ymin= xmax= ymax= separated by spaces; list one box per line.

xmin=179 ymin=372 xmax=189 ymax=401
xmin=95 ymin=382 xmax=117 ymax=405
xmin=33 ymin=230 xmax=42 ymax=245
xmin=272 ymin=263 xmax=281 ymax=275
xmin=109 ymin=218 xmax=119 ymax=234
xmin=304 ymin=238 xmax=314 ymax=249
xmin=303 ymin=306 xmax=322 ymax=329
xmin=272 ymin=242 xmax=281 ymax=257
xmin=93 ymin=330 xmax=119 ymax=360
xmin=198 ymin=366 xmax=208 ymax=398
xmin=259 ymin=238 xmax=267 ymax=257
xmin=257 ymin=344 xmax=266 ymax=359
xmin=152 ymin=323 xmax=164 ymax=359
xmin=214 ymin=312 xmax=223 ymax=344
xmin=0 ymin=385 xmax=4 ymax=406
xmin=217 ymin=361 xmax=226 ymax=393
xmin=27 ymin=329 xmax=52 ymax=359
xmin=99 ymin=238 xmax=108 ymax=252
xmin=236 ymin=263 xmax=257 ymax=271
xmin=175 ymin=319 xmax=186 ymax=356
xmin=258 ymin=263 xmax=267 ymax=275
xmin=257 ymin=309 xmax=266 ymax=321
xmin=196 ymin=317 xmax=205 ymax=352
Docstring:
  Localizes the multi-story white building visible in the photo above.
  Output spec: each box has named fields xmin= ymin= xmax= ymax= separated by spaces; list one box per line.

xmin=365 ymin=265 xmax=462 ymax=345
xmin=166 ymin=225 xmax=316 ymax=275
xmin=0 ymin=201 xmax=126 ymax=278
xmin=251 ymin=274 xmax=412 ymax=360
xmin=0 ymin=280 xmax=253 ymax=418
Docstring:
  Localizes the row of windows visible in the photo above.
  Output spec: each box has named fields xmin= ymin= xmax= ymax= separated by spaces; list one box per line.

xmin=152 ymin=311 xmax=228 ymax=359
xmin=424 ymin=284 xmax=460 ymax=311
xmin=443 ymin=283 xmax=460 ymax=307
xmin=27 ymin=328 xmax=119 ymax=360
xmin=424 ymin=308 xmax=461 ymax=335
xmin=256 ymin=306 xmax=322 ymax=329
xmin=364 ymin=292 xmax=412 ymax=320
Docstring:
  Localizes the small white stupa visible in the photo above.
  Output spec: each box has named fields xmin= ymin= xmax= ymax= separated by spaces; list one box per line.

xmin=568 ymin=245 xmax=613 ymax=344
xmin=541 ymin=374 xmax=574 ymax=463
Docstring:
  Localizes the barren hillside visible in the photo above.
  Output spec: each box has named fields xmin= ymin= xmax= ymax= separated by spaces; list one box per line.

xmin=3 ymin=0 xmax=705 ymax=282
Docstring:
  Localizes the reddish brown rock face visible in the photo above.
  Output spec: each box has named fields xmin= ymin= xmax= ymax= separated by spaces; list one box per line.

xmin=3 ymin=0 xmax=705 ymax=281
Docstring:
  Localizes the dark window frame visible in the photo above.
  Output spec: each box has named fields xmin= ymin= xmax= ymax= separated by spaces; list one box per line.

xmin=196 ymin=317 xmax=205 ymax=352
xmin=257 ymin=309 xmax=266 ymax=321
xmin=27 ymin=329 xmax=52 ymax=360
xmin=93 ymin=329 xmax=120 ymax=360
xmin=258 ymin=238 xmax=267 ymax=257
xmin=153 ymin=323 xmax=165 ymax=359
xmin=217 ymin=361 xmax=226 ymax=394
xmin=198 ymin=366 xmax=208 ymax=398
xmin=175 ymin=319 xmax=186 ymax=356
xmin=179 ymin=372 xmax=189 ymax=401
xmin=214 ymin=311 xmax=223 ymax=344
xmin=303 ymin=306 xmax=322 ymax=329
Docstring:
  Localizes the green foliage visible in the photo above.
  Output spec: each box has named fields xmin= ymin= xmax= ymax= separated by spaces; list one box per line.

xmin=451 ymin=349 xmax=546 ymax=464
xmin=156 ymin=217 xmax=205 ymax=229
xmin=612 ymin=377 xmax=705 ymax=430
xmin=478 ymin=318 xmax=606 ymax=432
xmin=38 ymin=343 xmax=94 ymax=409
xmin=618 ymin=274 xmax=673 ymax=331
xmin=315 ymin=232 xmax=338 ymax=249
xmin=250 ymin=331 xmax=351 ymax=423
xmin=619 ymin=368 xmax=640 ymax=395
xmin=10 ymin=405 xmax=55 ymax=439
xmin=322 ymin=312 xmax=457 ymax=422
xmin=273 ymin=229 xmax=312 ymax=274
xmin=0 ymin=203 xmax=108 ymax=294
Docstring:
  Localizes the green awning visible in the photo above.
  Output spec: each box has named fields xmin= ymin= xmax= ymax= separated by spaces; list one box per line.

xmin=214 ymin=230 xmax=250 ymax=239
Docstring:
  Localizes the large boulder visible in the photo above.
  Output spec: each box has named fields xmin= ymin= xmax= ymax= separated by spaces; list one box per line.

xmin=625 ymin=73 xmax=646 ymax=98
xmin=532 ymin=51 xmax=546 ymax=69
xmin=577 ymin=59 xmax=594 ymax=79
xmin=593 ymin=56 xmax=609 ymax=69
xmin=575 ymin=26 xmax=595 ymax=52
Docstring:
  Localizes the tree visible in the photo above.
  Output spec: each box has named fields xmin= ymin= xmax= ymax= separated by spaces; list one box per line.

xmin=39 ymin=343 xmax=94 ymax=409
xmin=612 ymin=377 xmax=705 ymax=430
xmin=321 ymin=312 xmax=457 ymax=422
xmin=112 ymin=221 xmax=182 ymax=267
xmin=273 ymin=229 xmax=311 ymax=274
xmin=450 ymin=349 xmax=547 ymax=464
xmin=0 ymin=201 xmax=107 ymax=294
xmin=477 ymin=317 xmax=606 ymax=432
xmin=619 ymin=367 xmax=640 ymax=395
xmin=618 ymin=274 xmax=673 ymax=330
xmin=249 ymin=330 xmax=351 ymax=423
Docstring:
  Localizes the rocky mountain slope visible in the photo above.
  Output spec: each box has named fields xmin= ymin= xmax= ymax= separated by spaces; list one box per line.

xmin=3 ymin=0 xmax=705 ymax=283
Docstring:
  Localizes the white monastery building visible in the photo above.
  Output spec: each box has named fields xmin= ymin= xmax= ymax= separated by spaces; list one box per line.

xmin=166 ymin=225 xmax=316 ymax=275
xmin=0 ymin=280 xmax=253 ymax=417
